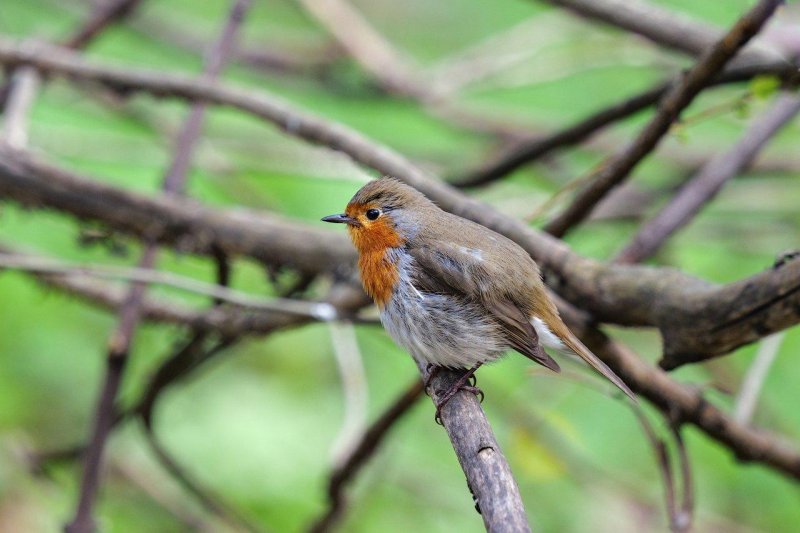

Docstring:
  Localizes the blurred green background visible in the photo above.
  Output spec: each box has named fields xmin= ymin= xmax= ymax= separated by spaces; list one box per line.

xmin=1 ymin=0 xmax=799 ymax=531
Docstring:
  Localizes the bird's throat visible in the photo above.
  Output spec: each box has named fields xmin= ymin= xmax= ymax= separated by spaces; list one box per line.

xmin=358 ymin=249 xmax=399 ymax=308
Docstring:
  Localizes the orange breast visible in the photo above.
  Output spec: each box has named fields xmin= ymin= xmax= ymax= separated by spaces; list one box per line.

xmin=346 ymin=214 xmax=404 ymax=308
xmin=358 ymin=250 xmax=399 ymax=308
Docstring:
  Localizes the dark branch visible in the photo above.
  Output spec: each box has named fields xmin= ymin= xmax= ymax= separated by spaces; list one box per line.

xmin=615 ymin=91 xmax=800 ymax=265
xmin=543 ymin=0 xmax=785 ymax=237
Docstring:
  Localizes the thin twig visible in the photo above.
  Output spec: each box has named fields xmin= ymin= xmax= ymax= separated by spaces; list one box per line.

xmin=544 ymin=0 xmax=784 ymax=237
xmin=614 ymin=91 xmax=800 ymax=264
xmin=309 ymin=378 xmax=425 ymax=533
xmin=65 ymin=2 xmax=251 ymax=531
xmin=556 ymin=301 xmax=800 ymax=482
xmin=0 ymin=67 xmax=40 ymax=148
xmin=733 ymin=332 xmax=785 ymax=426
xmin=455 ymin=81 xmax=669 ymax=187
xmin=0 ymin=252 xmax=337 ymax=319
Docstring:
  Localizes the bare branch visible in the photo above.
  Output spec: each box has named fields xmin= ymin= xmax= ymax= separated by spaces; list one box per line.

xmin=0 ymin=250 xmax=336 ymax=319
xmin=454 ymin=62 xmax=785 ymax=188
xmin=0 ymin=67 xmax=39 ymax=148
xmin=0 ymin=0 xmax=143 ymax=133
xmin=0 ymin=145 xmax=354 ymax=274
xmin=62 ymin=0 xmax=143 ymax=49
xmin=423 ymin=365 xmax=531 ymax=532
xmin=328 ymin=322 xmax=370 ymax=466
xmin=615 ymin=91 xmax=800 ymax=264
xmin=543 ymin=0 xmax=785 ymax=237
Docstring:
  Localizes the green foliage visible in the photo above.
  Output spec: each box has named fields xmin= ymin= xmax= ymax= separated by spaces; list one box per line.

xmin=1 ymin=0 xmax=799 ymax=531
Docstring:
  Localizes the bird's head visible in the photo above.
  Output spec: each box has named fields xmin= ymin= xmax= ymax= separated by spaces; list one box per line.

xmin=322 ymin=177 xmax=433 ymax=253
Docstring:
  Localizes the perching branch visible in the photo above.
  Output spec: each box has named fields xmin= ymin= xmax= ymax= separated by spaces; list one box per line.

xmin=423 ymin=365 xmax=531 ymax=532
xmin=543 ymin=0 xmax=784 ymax=237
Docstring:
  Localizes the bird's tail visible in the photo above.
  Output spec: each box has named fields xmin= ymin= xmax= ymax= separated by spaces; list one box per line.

xmin=533 ymin=313 xmax=636 ymax=401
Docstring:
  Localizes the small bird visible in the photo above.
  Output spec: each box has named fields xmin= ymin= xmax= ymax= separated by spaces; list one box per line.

xmin=323 ymin=177 xmax=634 ymax=409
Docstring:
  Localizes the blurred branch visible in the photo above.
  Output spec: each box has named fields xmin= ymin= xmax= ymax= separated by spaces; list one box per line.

xmin=557 ymin=301 xmax=800 ymax=482
xmin=544 ymin=0 xmax=785 ymax=237
xmin=65 ymin=2 xmax=251 ymax=531
xmin=454 ymin=61 xmax=787 ymax=188
xmin=310 ymin=378 xmax=424 ymax=533
xmin=293 ymin=0 xmax=533 ymax=139
xmin=127 ymin=8 xmax=342 ymax=78
xmin=455 ymin=80 xmax=669 ymax=187
xmin=328 ymin=322 xmax=369 ymax=466
xmin=0 ymin=0 xmax=143 ymax=137
xmin=140 ymin=421 xmax=261 ymax=533
xmin=733 ymin=332 xmax=784 ymax=426
xmin=62 ymin=0 xmax=143 ymax=49
xmin=630 ymin=406 xmax=693 ymax=532
xmin=0 ymin=67 xmax=39 ymax=148
xmin=0 ymin=250 xmax=337 ymax=319
xmin=540 ymin=0 xmax=785 ymax=67
xmin=422 ymin=365 xmax=531 ymax=532
xmin=296 ymin=0 xmax=419 ymax=97
xmin=614 ymin=91 xmax=800 ymax=264
xmin=1 ymin=112 xmax=799 ymax=365
xmin=0 ymin=144 xmax=354 ymax=275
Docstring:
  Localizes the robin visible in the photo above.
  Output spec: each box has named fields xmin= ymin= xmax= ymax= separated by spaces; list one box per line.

xmin=322 ymin=177 xmax=634 ymax=413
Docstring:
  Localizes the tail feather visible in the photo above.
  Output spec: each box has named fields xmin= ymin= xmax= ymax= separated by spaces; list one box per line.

xmin=536 ymin=315 xmax=636 ymax=401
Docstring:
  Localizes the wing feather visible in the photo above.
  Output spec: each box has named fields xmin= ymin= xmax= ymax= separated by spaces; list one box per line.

xmin=409 ymin=244 xmax=559 ymax=371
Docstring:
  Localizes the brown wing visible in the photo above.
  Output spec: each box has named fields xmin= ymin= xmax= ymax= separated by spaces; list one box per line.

xmin=409 ymin=244 xmax=560 ymax=372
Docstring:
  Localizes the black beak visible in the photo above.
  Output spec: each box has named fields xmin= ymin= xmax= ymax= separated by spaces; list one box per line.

xmin=321 ymin=213 xmax=358 ymax=226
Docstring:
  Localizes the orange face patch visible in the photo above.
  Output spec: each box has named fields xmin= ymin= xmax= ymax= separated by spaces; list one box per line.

xmin=345 ymin=202 xmax=404 ymax=307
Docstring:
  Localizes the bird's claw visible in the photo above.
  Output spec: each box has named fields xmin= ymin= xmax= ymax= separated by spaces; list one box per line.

xmin=434 ymin=384 xmax=484 ymax=425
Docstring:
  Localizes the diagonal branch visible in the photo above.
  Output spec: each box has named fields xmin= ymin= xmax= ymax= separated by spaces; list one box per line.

xmin=0 ymin=34 xmax=797 ymax=361
xmin=543 ymin=0 xmax=785 ymax=237
xmin=14 ymin=245 xmax=800 ymax=483
xmin=556 ymin=301 xmax=800 ymax=482
xmin=614 ymin=91 xmax=800 ymax=264
xmin=423 ymin=365 xmax=531 ymax=531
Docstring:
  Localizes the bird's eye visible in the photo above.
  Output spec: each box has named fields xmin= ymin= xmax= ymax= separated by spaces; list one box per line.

xmin=366 ymin=209 xmax=381 ymax=220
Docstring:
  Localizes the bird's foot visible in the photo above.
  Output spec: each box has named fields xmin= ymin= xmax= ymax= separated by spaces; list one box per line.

xmin=433 ymin=364 xmax=483 ymax=425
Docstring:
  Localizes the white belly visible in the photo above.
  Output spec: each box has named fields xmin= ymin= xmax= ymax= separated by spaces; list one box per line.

xmin=380 ymin=276 xmax=507 ymax=368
